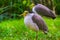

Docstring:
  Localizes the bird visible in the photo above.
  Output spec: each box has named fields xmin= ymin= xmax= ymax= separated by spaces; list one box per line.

xmin=32 ymin=4 xmax=56 ymax=19
xmin=20 ymin=11 xmax=48 ymax=34
xmin=20 ymin=11 xmax=48 ymax=39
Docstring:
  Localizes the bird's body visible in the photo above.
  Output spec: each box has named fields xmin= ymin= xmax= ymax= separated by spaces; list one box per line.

xmin=24 ymin=13 xmax=48 ymax=33
xmin=24 ymin=13 xmax=39 ymax=31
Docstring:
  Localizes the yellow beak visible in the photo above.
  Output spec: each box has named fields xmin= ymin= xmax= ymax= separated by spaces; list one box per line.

xmin=19 ymin=11 xmax=29 ymax=17
xmin=20 ymin=13 xmax=24 ymax=16
xmin=19 ymin=13 xmax=25 ymax=17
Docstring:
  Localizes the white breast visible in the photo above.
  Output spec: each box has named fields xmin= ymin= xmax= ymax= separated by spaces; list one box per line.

xmin=24 ymin=14 xmax=39 ymax=31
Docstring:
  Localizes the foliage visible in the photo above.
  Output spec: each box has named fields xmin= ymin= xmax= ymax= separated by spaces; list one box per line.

xmin=54 ymin=0 xmax=60 ymax=15
xmin=0 ymin=0 xmax=60 ymax=21
xmin=55 ymin=5 xmax=60 ymax=15
xmin=0 ymin=16 xmax=60 ymax=40
xmin=0 ymin=0 xmax=32 ymax=14
xmin=0 ymin=0 xmax=33 ymax=21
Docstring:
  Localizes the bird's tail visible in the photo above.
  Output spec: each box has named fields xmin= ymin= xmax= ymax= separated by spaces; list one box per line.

xmin=44 ymin=30 xmax=49 ymax=34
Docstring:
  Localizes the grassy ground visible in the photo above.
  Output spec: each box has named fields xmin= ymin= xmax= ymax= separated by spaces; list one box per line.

xmin=0 ymin=16 xmax=60 ymax=40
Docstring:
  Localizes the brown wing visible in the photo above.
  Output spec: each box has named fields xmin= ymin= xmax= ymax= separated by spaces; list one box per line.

xmin=34 ymin=4 xmax=56 ymax=19
xmin=32 ymin=14 xmax=48 ymax=33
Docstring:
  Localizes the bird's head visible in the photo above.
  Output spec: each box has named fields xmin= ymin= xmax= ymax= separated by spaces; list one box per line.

xmin=20 ymin=11 xmax=29 ymax=17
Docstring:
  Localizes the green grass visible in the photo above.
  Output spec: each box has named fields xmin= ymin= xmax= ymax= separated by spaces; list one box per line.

xmin=0 ymin=16 xmax=60 ymax=40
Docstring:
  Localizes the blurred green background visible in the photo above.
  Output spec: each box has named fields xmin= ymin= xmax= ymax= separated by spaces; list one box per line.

xmin=0 ymin=0 xmax=60 ymax=40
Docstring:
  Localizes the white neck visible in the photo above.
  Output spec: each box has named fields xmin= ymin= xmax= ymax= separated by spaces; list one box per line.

xmin=32 ymin=6 xmax=37 ymax=14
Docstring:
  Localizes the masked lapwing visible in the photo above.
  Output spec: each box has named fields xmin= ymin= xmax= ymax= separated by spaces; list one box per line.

xmin=20 ymin=11 xmax=48 ymax=34
xmin=32 ymin=4 xmax=56 ymax=19
xmin=20 ymin=11 xmax=48 ymax=39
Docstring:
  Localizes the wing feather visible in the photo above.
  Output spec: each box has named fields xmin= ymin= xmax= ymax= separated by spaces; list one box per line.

xmin=32 ymin=14 xmax=48 ymax=32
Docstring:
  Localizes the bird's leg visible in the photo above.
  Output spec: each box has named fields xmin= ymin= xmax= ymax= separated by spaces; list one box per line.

xmin=36 ymin=31 xmax=38 ymax=40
